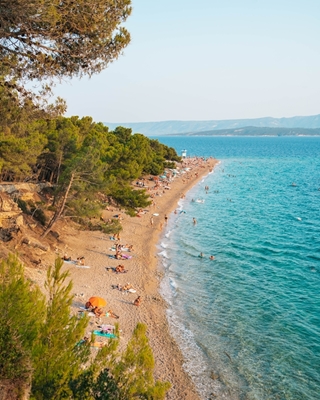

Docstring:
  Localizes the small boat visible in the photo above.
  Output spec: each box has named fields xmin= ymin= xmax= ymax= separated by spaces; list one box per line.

xmin=195 ymin=199 xmax=205 ymax=203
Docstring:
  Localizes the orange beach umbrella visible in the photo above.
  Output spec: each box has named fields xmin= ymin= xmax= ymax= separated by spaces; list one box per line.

xmin=88 ymin=296 xmax=107 ymax=308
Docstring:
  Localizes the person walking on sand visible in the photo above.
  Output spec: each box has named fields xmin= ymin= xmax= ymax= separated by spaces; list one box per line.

xmin=164 ymin=214 xmax=168 ymax=225
xmin=150 ymin=216 xmax=154 ymax=227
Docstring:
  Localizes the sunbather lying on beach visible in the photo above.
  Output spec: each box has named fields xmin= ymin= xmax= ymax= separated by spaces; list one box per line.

xmin=76 ymin=256 xmax=85 ymax=265
xmin=85 ymin=301 xmax=93 ymax=310
xmin=92 ymin=307 xmax=104 ymax=317
xmin=133 ymin=296 xmax=142 ymax=306
xmin=122 ymin=283 xmax=134 ymax=291
xmin=115 ymin=264 xmax=125 ymax=273
xmin=106 ymin=309 xmax=119 ymax=319
xmin=106 ymin=266 xmax=128 ymax=273
xmin=111 ymin=283 xmax=122 ymax=290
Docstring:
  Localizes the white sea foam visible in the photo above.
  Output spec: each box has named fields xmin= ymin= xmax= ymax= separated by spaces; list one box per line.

xmin=165 ymin=230 xmax=172 ymax=238
xmin=158 ymin=250 xmax=169 ymax=259
xmin=160 ymin=276 xmax=174 ymax=305
xmin=162 ymin=260 xmax=168 ymax=268
xmin=177 ymin=199 xmax=184 ymax=210
xmin=160 ymin=242 xmax=168 ymax=248
xmin=169 ymin=277 xmax=177 ymax=289
xmin=165 ymin=310 xmax=223 ymax=399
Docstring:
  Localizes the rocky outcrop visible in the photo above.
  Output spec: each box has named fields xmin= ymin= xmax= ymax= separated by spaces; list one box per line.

xmin=0 ymin=193 xmax=23 ymax=228
xmin=0 ymin=193 xmax=23 ymax=242
xmin=0 ymin=182 xmax=51 ymax=195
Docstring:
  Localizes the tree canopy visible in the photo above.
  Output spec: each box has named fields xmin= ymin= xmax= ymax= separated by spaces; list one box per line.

xmin=0 ymin=0 xmax=132 ymax=81
xmin=0 ymin=113 xmax=180 ymax=232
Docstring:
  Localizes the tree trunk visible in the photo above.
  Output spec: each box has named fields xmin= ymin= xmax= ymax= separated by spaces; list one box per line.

xmin=56 ymin=151 xmax=63 ymax=184
xmin=42 ymin=173 xmax=74 ymax=238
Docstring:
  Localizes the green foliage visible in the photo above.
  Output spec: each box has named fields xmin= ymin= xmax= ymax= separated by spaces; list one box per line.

xmin=111 ymin=186 xmax=152 ymax=216
xmin=17 ymin=198 xmax=28 ymax=214
xmin=0 ymin=319 xmax=32 ymax=389
xmin=84 ymin=219 xmax=123 ymax=235
xmin=70 ymin=323 xmax=170 ymax=400
xmin=0 ymin=127 xmax=48 ymax=181
xmin=164 ymin=161 xmax=176 ymax=169
xmin=31 ymin=207 xmax=47 ymax=226
xmin=0 ymin=254 xmax=46 ymax=352
xmin=31 ymin=258 xmax=89 ymax=399
xmin=16 ymin=199 xmax=47 ymax=226
xmin=69 ymin=368 xmax=120 ymax=400
xmin=0 ymin=0 xmax=132 ymax=82
xmin=112 ymin=323 xmax=171 ymax=399
xmin=0 ymin=115 xmax=180 ymax=223
xmin=0 ymin=254 xmax=45 ymax=398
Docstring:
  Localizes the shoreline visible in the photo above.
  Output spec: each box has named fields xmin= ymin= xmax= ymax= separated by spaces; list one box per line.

xmin=27 ymin=157 xmax=218 ymax=399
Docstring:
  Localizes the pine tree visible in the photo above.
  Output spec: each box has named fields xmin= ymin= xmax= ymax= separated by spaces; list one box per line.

xmin=111 ymin=323 xmax=171 ymax=399
xmin=0 ymin=254 xmax=46 ymax=399
xmin=31 ymin=258 xmax=90 ymax=399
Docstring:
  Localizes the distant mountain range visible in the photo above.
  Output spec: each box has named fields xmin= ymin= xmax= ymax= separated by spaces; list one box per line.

xmin=173 ymin=126 xmax=320 ymax=137
xmin=104 ymin=114 xmax=320 ymax=136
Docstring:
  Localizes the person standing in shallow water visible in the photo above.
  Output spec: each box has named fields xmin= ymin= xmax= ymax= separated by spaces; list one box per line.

xmin=193 ymin=217 xmax=197 ymax=225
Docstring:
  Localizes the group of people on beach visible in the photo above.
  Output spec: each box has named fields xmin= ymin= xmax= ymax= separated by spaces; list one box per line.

xmin=63 ymin=254 xmax=85 ymax=265
xmin=73 ymin=157 xmax=216 ymax=353
xmin=85 ymin=301 xmax=119 ymax=319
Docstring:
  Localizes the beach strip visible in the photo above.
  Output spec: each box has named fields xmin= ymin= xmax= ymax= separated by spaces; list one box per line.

xmin=57 ymin=157 xmax=218 ymax=400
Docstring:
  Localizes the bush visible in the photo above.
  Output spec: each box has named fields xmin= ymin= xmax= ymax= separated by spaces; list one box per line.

xmin=16 ymin=199 xmax=47 ymax=225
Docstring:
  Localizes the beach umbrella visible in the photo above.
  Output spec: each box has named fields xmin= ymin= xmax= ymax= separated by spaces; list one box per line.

xmin=88 ymin=296 xmax=107 ymax=308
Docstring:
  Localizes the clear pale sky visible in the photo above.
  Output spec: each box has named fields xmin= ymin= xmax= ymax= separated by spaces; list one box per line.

xmin=54 ymin=0 xmax=320 ymax=123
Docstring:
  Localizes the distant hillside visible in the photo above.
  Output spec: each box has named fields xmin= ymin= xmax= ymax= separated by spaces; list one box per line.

xmin=174 ymin=126 xmax=320 ymax=137
xmin=104 ymin=114 xmax=320 ymax=136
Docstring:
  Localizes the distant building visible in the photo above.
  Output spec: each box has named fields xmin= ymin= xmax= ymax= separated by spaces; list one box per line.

xmin=181 ymin=149 xmax=187 ymax=158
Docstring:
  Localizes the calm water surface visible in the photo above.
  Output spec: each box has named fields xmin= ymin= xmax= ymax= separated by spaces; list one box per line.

xmin=156 ymin=137 xmax=320 ymax=400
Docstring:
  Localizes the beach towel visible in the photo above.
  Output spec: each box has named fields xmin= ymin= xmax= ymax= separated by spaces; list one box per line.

xmin=108 ymin=254 xmax=132 ymax=260
xmin=100 ymin=324 xmax=115 ymax=331
xmin=93 ymin=330 xmax=117 ymax=339
xmin=64 ymin=260 xmax=90 ymax=268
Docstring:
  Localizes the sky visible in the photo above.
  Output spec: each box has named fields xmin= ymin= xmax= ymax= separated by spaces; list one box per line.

xmin=54 ymin=0 xmax=320 ymax=123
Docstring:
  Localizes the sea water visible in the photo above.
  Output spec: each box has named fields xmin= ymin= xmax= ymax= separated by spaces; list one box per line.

xmin=156 ymin=137 xmax=320 ymax=400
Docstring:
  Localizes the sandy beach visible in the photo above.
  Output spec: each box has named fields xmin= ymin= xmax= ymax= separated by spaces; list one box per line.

xmin=27 ymin=157 xmax=217 ymax=399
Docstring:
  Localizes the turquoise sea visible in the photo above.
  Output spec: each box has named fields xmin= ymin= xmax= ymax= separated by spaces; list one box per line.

xmin=156 ymin=137 xmax=320 ymax=400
